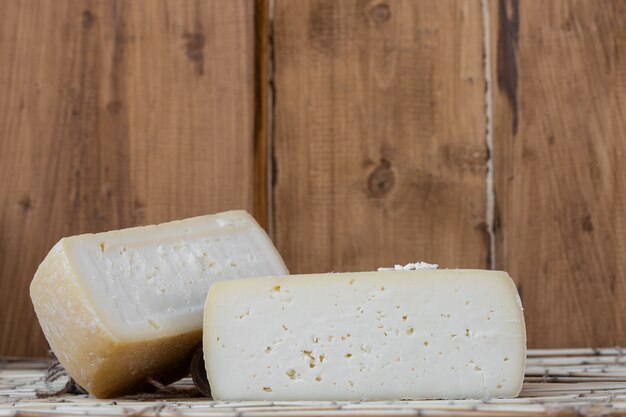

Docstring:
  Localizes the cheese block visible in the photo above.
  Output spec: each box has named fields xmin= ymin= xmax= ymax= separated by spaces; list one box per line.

xmin=203 ymin=269 xmax=526 ymax=401
xmin=30 ymin=210 xmax=288 ymax=398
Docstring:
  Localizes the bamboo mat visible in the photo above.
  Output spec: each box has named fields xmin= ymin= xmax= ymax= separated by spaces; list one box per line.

xmin=3 ymin=349 xmax=626 ymax=416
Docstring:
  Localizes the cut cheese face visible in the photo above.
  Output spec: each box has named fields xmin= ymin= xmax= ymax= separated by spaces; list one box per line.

xmin=203 ymin=270 xmax=526 ymax=401
xmin=30 ymin=211 xmax=288 ymax=398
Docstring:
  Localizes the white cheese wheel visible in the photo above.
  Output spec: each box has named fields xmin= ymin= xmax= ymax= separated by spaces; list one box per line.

xmin=203 ymin=269 xmax=525 ymax=400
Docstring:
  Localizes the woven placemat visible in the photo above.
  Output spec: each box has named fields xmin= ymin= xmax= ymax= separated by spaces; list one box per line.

xmin=3 ymin=348 xmax=626 ymax=416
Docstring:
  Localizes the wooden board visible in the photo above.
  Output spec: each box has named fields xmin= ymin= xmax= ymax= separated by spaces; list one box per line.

xmin=0 ymin=0 xmax=255 ymax=356
xmin=4 ymin=349 xmax=626 ymax=416
xmin=272 ymin=0 xmax=489 ymax=274
xmin=490 ymin=0 xmax=626 ymax=347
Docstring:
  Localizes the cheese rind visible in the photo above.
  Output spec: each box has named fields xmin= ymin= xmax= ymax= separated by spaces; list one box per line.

xmin=203 ymin=270 xmax=526 ymax=401
xmin=30 ymin=211 xmax=288 ymax=398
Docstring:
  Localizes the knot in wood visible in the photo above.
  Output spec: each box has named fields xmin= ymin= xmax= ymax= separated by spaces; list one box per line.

xmin=369 ymin=3 xmax=391 ymax=24
xmin=368 ymin=158 xmax=395 ymax=197
xmin=82 ymin=10 xmax=95 ymax=30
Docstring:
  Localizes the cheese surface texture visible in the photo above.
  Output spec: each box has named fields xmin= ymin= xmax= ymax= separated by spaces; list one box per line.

xmin=204 ymin=270 xmax=526 ymax=401
xmin=30 ymin=211 xmax=288 ymax=398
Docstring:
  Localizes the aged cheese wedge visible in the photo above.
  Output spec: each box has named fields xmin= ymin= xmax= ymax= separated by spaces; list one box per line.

xmin=203 ymin=269 xmax=526 ymax=401
xmin=30 ymin=210 xmax=288 ymax=398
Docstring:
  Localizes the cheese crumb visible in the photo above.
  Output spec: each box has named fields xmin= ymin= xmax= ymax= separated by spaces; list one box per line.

xmin=216 ymin=218 xmax=234 ymax=227
xmin=377 ymin=261 xmax=439 ymax=271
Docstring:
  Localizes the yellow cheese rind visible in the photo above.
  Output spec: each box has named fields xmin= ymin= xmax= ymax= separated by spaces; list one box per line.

xmin=31 ymin=240 xmax=111 ymax=395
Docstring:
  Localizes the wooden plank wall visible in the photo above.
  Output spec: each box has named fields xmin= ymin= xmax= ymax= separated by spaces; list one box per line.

xmin=272 ymin=0 xmax=489 ymax=273
xmin=0 ymin=0 xmax=255 ymax=356
xmin=0 ymin=0 xmax=624 ymax=354
xmin=490 ymin=0 xmax=626 ymax=347
xmin=272 ymin=0 xmax=626 ymax=348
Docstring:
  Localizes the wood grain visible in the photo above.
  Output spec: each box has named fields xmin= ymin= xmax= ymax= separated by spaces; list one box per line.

xmin=272 ymin=0 xmax=489 ymax=273
xmin=0 ymin=0 xmax=255 ymax=356
xmin=491 ymin=0 xmax=626 ymax=347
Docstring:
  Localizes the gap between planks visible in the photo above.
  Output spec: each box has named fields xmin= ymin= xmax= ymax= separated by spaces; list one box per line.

xmin=481 ymin=0 xmax=496 ymax=270
xmin=253 ymin=0 xmax=272 ymax=235
xmin=267 ymin=0 xmax=276 ymax=240
xmin=253 ymin=0 xmax=275 ymax=239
